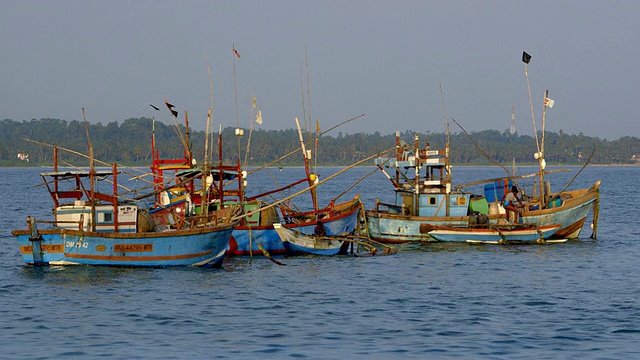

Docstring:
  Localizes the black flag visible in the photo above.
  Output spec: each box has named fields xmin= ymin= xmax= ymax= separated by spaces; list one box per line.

xmin=165 ymin=100 xmax=178 ymax=118
xmin=522 ymin=51 xmax=532 ymax=64
xmin=149 ymin=104 xmax=160 ymax=111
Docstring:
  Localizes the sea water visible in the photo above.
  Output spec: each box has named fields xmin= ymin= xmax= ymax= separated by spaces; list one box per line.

xmin=1 ymin=165 xmax=638 ymax=359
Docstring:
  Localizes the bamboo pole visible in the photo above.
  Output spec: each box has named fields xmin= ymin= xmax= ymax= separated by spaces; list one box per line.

xmin=295 ymin=117 xmax=318 ymax=211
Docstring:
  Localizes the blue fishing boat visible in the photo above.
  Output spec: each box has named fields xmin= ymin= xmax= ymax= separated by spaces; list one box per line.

xmin=12 ymin=166 xmax=241 ymax=267
xmin=14 ymin=109 xmax=243 ymax=267
xmin=272 ymin=223 xmax=348 ymax=256
xmin=365 ymin=130 xmax=600 ymax=243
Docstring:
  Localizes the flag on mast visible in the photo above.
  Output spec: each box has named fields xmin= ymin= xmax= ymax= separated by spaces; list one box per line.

xmin=522 ymin=51 xmax=532 ymax=64
xmin=165 ymin=100 xmax=178 ymax=118
xmin=233 ymin=48 xmax=241 ymax=58
xmin=255 ymin=109 xmax=262 ymax=125
xmin=544 ymin=97 xmax=555 ymax=108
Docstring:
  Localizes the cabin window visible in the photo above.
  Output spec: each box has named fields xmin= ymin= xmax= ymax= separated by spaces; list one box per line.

xmin=454 ymin=196 xmax=467 ymax=205
xmin=98 ymin=211 xmax=113 ymax=224
xmin=429 ymin=197 xmax=437 ymax=205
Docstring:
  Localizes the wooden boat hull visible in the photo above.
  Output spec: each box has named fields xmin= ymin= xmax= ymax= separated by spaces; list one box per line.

xmin=12 ymin=223 xmax=236 ymax=267
xmin=228 ymin=197 xmax=361 ymax=256
xmin=273 ymin=223 xmax=347 ymax=255
xmin=427 ymin=224 xmax=562 ymax=243
xmin=366 ymin=182 xmax=599 ymax=243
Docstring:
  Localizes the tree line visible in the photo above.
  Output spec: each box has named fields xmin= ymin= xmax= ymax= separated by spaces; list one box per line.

xmin=1 ymin=117 xmax=639 ymax=167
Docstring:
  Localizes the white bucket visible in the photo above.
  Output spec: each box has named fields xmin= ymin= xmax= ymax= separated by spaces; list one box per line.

xmin=489 ymin=202 xmax=506 ymax=215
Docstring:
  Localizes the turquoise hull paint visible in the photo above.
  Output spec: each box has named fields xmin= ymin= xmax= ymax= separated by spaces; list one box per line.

xmin=366 ymin=213 xmax=467 ymax=243
xmin=15 ymin=227 xmax=233 ymax=267
xmin=520 ymin=197 xmax=595 ymax=237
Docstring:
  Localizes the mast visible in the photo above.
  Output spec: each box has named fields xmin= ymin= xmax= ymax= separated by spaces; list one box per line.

xmin=445 ymin=123 xmax=451 ymax=216
xmin=439 ymin=84 xmax=452 ymax=216
xmin=295 ymin=117 xmax=318 ymax=211
xmin=523 ymin=51 xmax=547 ymax=207
xmin=414 ymin=133 xmax=420 ymax=215
xmin=202 ymin=107 xmax=212 ymax=218
xmin=184 ymin=110 xmax=192 ymax=164
xmin=539 ymin=89 xmax=550 ymax=207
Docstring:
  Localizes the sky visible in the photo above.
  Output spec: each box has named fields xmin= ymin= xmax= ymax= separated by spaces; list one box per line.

xmin=1 ymin=0 xmax=638 ymax=140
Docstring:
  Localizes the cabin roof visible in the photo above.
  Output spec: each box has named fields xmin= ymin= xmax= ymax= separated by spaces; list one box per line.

xmin=40 ymin=170 xmax=116 ymax=177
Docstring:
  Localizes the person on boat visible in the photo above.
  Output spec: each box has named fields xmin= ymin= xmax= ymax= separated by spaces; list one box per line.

xmin=501 ymin=186 xmax=523 ymax=223
xmin=314 ymin=219 xmax=327 ymax=236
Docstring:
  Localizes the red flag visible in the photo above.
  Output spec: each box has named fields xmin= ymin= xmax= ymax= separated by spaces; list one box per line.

xmin=233 ymin=48 xmax=241 ymax=58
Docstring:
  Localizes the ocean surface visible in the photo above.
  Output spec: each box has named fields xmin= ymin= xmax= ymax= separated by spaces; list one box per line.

xmin=1 ymin=164 xmax=638 ymax=359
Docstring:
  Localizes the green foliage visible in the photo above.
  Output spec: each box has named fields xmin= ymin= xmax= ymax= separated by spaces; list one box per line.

xmin=1 ymin=118 xmax=638 ymax=166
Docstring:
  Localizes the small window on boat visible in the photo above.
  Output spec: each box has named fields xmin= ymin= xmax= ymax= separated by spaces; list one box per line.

xmin=428 ymin=197 xmax=437 ymax=205
xmin=455 ymin=196 xmax=467 ymax=205
xmin=98 ymin=211 xmax=113 ymax=223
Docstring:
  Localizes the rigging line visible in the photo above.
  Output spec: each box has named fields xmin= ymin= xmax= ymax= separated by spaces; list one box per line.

xmin=557 ymin=146 xmax=597 ymax=194
xmin=451 ymin=118 xmax=511 ymax=178
xmin=152 ymin=102 xmax=189 ymax=153
xmin=149 ymin=104 xmax=187 ymax=153
xmin=246 ymin=113 xmax=365 ymax=176
xmin=300 ymin=63 xmax=307 ymax=137
xmin=333 ymin=162 xmax=383 ymax=203
xmin=232 ymin=44 xmax=242 ymax=167
xmin=230 ymin=147 xmax=395 ymax=222
xmin=305 ymin=44 xmax=312 ymax=141
xmin=207 ymin=60 xmax=216 ymax=168
xmin=524 ymin=61 xmax=541 ymax=154
xmin=439 ymin=84 xmax=447 ymax=126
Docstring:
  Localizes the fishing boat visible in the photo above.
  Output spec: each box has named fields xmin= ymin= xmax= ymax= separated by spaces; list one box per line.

xmin=272 ymin=223 xmax=349 ymax=255
xmin=140 ymin=104 xmax=363 ymax=258
xmin=425 ymin=223 xmax=563 ymax=244
xmin=365 ymin=130 xmax=600 ymax=244
xmin=13 ymin=103 xmax=245 ymax=267
xmin=12 ymin=158 xmax=241 ymax=267
xmin=226 ymin=117 xmax=362 ymax=256
xmin=366 ymin=52 xmax=600 ymax=244
xmin=151 ymin=143 xmax=362 ymax=257
xmin=229 ymin=195 xmax=361 ymax=256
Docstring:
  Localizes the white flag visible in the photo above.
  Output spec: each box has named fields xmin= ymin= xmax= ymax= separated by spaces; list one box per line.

xmin=544 ymin=97 xmax=555 ymax=108
xmin=255 ymin=109 xmax=262 ymax=124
